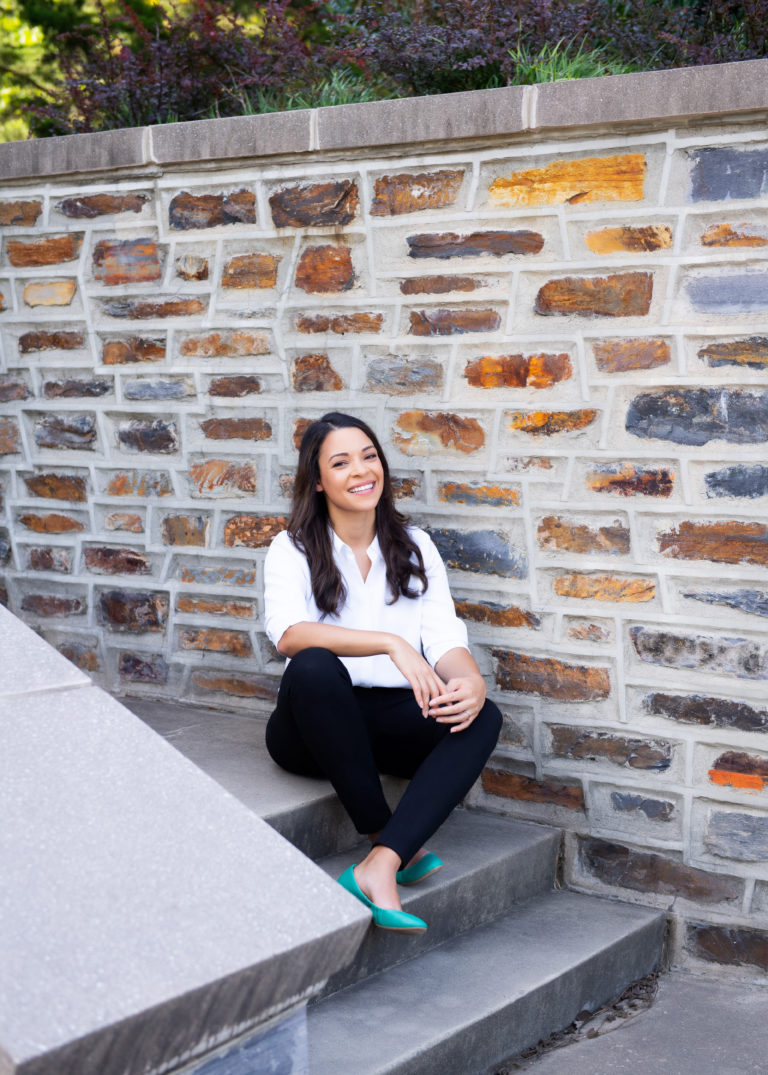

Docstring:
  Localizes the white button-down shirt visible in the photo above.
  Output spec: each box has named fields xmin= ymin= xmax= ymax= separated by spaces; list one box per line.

xmin=264 ymin=526 xmax=469 ymax=688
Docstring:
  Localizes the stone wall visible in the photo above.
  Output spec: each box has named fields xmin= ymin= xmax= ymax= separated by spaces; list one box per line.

xmin=1 ymin=60 xmax=768 ymax=976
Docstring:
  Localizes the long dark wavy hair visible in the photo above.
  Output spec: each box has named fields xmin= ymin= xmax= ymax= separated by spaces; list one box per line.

xmin=287 ymin=412 xmax=428 ymax=616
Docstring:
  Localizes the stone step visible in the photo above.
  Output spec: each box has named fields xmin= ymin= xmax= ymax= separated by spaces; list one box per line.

xmin=315 ymin=809 xmax=560 ymax=997
xmin=308 ymin=889 xmax=665 ymax=1075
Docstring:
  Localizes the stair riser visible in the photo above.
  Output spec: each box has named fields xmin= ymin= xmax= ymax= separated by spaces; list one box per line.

xmin=316 ymin=831 xmax=560 ymax=997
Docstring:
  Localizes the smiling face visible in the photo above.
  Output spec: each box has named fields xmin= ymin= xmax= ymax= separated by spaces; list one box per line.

xmin=315 ymin=425 xmax=384 ymax=526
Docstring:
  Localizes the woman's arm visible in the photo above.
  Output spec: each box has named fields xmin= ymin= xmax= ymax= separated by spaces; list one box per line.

xmin=278 ymin=621 xmax=446 ymax=716
xmin=430 ymin=646 xmax=487 ymax=734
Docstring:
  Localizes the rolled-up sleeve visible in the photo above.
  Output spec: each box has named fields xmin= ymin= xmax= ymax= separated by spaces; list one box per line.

xmin=263 ymin=530 xmax=317 ymax=648
xmin=416 ymin=530 xmax=469 ymax=667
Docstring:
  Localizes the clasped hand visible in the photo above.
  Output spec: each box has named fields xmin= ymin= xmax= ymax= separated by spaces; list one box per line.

xmin=388 ymin=638 xmax=485 ymax=733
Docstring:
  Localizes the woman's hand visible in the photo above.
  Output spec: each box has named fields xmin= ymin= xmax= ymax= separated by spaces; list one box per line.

xmin=428 ymin=673 xmax=487 ymax=733
xmin=387 ymin=637 xmax=447 ymax=717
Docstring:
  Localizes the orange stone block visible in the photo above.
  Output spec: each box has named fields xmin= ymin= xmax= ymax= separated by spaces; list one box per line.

xmin=489 ymin=154 xmax=646 ymax=207
xmin=161 ymin=515 xmax=209 ymax=546
xmin=191 ymin=671 xmax=278 ymax=699
xmin=7 ymin=234 xmax=83 ymax=267
xmin=223 ymin=514 xmax=287 ymax=548
xmin=102 ymin=337 xmax=165 ymax=364
xmin=0 ymin=418 xmax=21 ymax=455
xmin=507 ymin=409 xmax=598 ymax=435
xmin=24 ymin=473 xmax=87 ymax=501
xmin=585 ymin=225 xmax=671 ymax=254
xmin=297 ymin=313 xmax=382 ymax=335
xmin=180 ymin=331 xmax=269 ymax=357
xmin=697 ymin=339 xmax=768 ymax=368
xmin=177 ymin=595 xmax=254 ymax=619
xmin=178 ymin=628 xmax=252 ymax=657
xmin=658 ymin=521 xmax=768 ymax=566
xmin=200 ymin=417 xmax=272 ymax=441
xmin=291 ymin=353 xmax=342 ymax=392
xmin=105 ymin=512 xmax=143 ymax=532
xmin=538 ymin=515 xmax=630 ymax=556
xmin=438 ymin=481 xmax=519 ymax=507
xmin=465 ymin=352 xmax=571 ymax=389
xmin=222 ymin=252 xmax=280 ymax=289
xmin=593 ymin=338 xmax=670 ymax=372
xmin=482 ymin=767 xmax=585 ymax=809
xmin=494 ymin=649 xmax=611 ymax=701
xmin=92 ymin=238 xmax=161 ymax=285
xmin=188 ymin=459 xmax=258 ymax=495
xmin=370 ymin=170 xmax=464 ymax=216
xmin=393 ymin=411 xmax=485 ymax=455
xmin=19 ymin=512 xmax=85 ymax=534
xmin=0 ymin=199 xmax=42 ymax=226
xmin=24 ymin=280 xmax=77 ymax=307
xmin=553 ymin=572 xmax=655 ymax=602
xmin=454 ymin=599 xmax=539 ymax=629
xmin=535 ymin=272 xmax=653 ymax=317
xmin=709 ymin=769 xmax=764 ymax=791
xmin=409 ymin=308 xmax=501 ymax=335
xmin=586 ymin=463 xmax=673 ymax=497
xmin=295 ymin=245 xmax=354 ymax=294
xmin=401 ymin=276 xmax=477 ymax=295
xmin=701 ymin=222 xmax=768 ymax=247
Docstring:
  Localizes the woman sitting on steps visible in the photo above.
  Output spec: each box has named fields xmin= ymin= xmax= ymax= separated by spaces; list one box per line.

xmin=263 ymin=411 xmax=502 ymax=933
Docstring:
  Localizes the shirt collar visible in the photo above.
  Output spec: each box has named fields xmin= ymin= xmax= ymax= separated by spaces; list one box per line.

xmin=330 ymin=527 xmax=382 ymax=562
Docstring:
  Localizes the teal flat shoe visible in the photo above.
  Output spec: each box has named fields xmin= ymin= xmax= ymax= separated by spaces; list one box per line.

xmin=396 ymin=852 xmax=443 ymax=886
xmin=337 ymin=865 xmax=427 ymax=934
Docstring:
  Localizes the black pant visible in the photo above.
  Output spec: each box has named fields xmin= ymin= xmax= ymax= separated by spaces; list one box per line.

xmin=265 ymin=647 xmax=502 ymax=867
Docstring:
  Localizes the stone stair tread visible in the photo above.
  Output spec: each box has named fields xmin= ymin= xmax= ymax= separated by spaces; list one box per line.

xmin=308 ymin=889 xmax=665 ymax=1075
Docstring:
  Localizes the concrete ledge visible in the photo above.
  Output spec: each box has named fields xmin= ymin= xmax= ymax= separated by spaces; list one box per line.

xmin=1 ymin=60 xmax=768 ymax=179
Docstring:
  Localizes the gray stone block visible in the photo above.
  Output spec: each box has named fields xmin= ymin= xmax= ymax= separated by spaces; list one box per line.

xmin=0 ymin=127 xmax=146 ymax=180
xmin=0 ymin=604 xmax=89 ymax=698
xmin=149 ymin=110 xmax=312 ymax=165
xmin=535 ymin=59 xmax=768 ymax=132
xmin=1 ymin=664 xmax=367 ymax=1073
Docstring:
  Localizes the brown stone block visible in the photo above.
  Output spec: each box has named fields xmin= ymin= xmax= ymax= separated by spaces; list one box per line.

xmin=549 ymin=726 xmax=670 ymax=769
xmin=35 ymin=415 xmax=96 ymax=451
xmin=709 ymin=750 xmax=768 ymax=791
xmin=84 ymin=546 xmax=151 ymax=575
xmin=291 ymin=353 xmax=343 ymax=392
xmin=104 ymin=470 xmax=173 ymax=497
xmin=19 ymin=512 xmax=84 ymax=535
xmin=119 ymin=652 xmax=168 ymax=683
xmin=686 ymin=923 xmax=768 ymax=971
xmin=177 ymin=595 xmax=254 ymax=619
xmin=392 ymin=477 xmax=419 ymax=498
xmin=208 ymin=376 xmax=262 ymax=398
xmin=292 ymin=419 xmax=312 ymax=450
xmin=270 ymin=180 xmax=359 ymax=227
xmin=98 ymin=589 xmax=168 ymax=632
xmin=179 ymin=627 xmax=252 ymax=657
xmin=568 ymin=621 xmax=611 ymax=642
xmin=175 ymin=254 xmax=209 ymax=281
xmin=295 ymin=245 xmax=354 ymax=294
xmin=697 ymin=338 xmax=768 ymax=369
xmin=188 ymin=459 xmax=258 ymax=496
xmin=58 ymin=641 xmax=99 ymax=672
xmin=102 ymin=297 xmax=205 ymax=319
xmin=658 ymin=520 xmax=768 ymax=566
xmin=191 ymin=670 xmax=278 ymax=699
xmin=371 ymin=170 xmax=464 ymax=216
xmin=24 ymin=473 xmax=87 ymax=501
xmin=7 ymin=234 xmax=83 ymax=267
xmin=400 ymin=276 xmax=478 ymax=295
xmin=645 ymin=692 xmax=768 ymax=733
xmin=117 ymin=420 xmax=177 ymax=454
xmin=553 ymin=572 xmax=655 ymax=602
xmin=102 ymin=337 xmax=165 ymax=364
xmin=407 ymin=231 xmax=544 ymax=259
xmin=169 ymin=189 xmax=256 ymax=229
xmin=0 ymin=417 xmax=20 ymax=455
xmin=161 ymin=514 xmax=209 ymax=547
xmin=297 ymin=312 xmax=383 ymax=335
xmin=93 ymin=238 xmax=161 ymax=286
xmin=465 ymin=352 xmax=571 ymax=389
xmin=538 ymin=515 xmax=630 ymax=555
xmin=21 ymin=593 xmax=84 ymax=617
xmin=43 ymin=378 xmax=111 ymax=399
xmin=701 ymin=222 xmax=768 ymax=247
xmin=409 ymin=308 xmax=501 ymax=336
xmin=19 ymin=329 xmax=84 ymax=353
xmin=222 ymin=252 xmax=280 ymax=289
xmin=394 ymin=410 xmax=484 ymax=455
xmin=593 ymin=338 xmax=671 ymax=372
xmin=585 ymin=224 xmax=672 ymax=254
xmin=56 ymin=192 xmax=149 ymax=218
xmin=180 ymin=331 xmax=269 ymax=357
xmin=481 ymin=766 xmax=584 ymax=810
xmin=489 ymin=154 xmax=646 ymax=207
xmin=105 ymin=512 xmax=143 ymax=533
xmin=200 ymin=417 xmax=271 ymax=442
xmin=455 ymin=599 xmax=540 ymax=629
xmin=580 ymin=838 xmax=741 ymax=903
xmin=26 ymin=547 xmax=72 ymax=573
xmin=586 ymin=463 xmax=673 ymax=497
xmin=494 ymin=649 xmax=611 ymax=701
xmin=0 ymin=376 xmax=28 ymax=402
xmin=223 ymin=514 xmax=287 ymax=548
xmin=536 ymin=272 xmax=653 ymax=317
xmin=0 ymin=199 xmax=42 ymax=226
xmin=24 ymin=280 xmax=77 ymax=307
xmin=438 ymin=481 xmax=519 ymax=507
xmin=507 ymin=409 xmax=598 ymax=436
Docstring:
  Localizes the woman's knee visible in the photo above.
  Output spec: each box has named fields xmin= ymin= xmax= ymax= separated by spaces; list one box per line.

xmin=283 ymin=646 xmax=347 ymax=685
